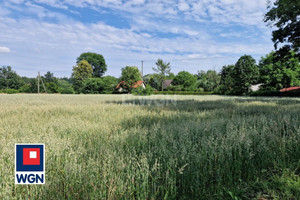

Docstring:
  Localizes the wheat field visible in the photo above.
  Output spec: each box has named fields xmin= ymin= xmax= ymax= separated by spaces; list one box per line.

xmin=0 ymin=94 xmax=300 ymax=199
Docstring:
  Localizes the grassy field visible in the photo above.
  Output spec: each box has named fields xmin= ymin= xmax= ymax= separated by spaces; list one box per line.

xmin=0 ymin=94 xmax=300 ymax=199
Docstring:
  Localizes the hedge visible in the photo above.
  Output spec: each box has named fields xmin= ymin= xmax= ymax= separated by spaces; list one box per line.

xmin=153 ymin=91 xmax=213 ymax=95
xmin=250 ymin=89 xmax=300 ymax=97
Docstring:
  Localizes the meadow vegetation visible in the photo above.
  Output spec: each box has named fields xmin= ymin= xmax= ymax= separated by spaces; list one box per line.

xmin=0 ymin=94 xmax=300 ymax=199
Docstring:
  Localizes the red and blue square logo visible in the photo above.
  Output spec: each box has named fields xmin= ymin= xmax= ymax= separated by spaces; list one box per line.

xmin=16 ymin=144 xmax=44 ymax=172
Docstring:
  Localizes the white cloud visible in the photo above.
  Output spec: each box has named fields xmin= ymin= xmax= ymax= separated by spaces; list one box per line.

xmin=178 ymin=1 xmax=190 ymax=12
xmin=0 ymin=46 xmax=10 ymax=53
xmin=0 ymin=13 xmax=273 ymax=77
xmin=13 ymin=0 xmax=265 ymax=27
xmin=0 ymin=0 xmax=275 ymax=77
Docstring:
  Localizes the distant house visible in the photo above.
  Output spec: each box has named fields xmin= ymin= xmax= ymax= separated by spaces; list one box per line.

xmin=280 ymin=86 xmax=300 ymax=92
xmin=162 ymin=80 xmax=173 ymax=90
xmin=116 ymin=80 xmax=145 ymax=92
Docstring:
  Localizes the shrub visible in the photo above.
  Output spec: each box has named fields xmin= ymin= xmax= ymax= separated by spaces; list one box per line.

xmin=166 ymin=85 xmax=182 ymax=91
xmin=19 ymin=84 xmax=32 ymax=93
xmin=250 ymin=89 xmax=300 ymax=97
xmin=82 ymin=78 xmax=104 ymax=94
xmin=132 ymin=85 xmax=154 ymax=96
xmin=2 ymin=89 xmax=19 ymax=94
xmin=45 ymin=82 xmax=59 ymax=93
xmin=60 ymin=87 xmax=75 ymax=94
xmin=153 ymin=91 xmax=212 ymax=95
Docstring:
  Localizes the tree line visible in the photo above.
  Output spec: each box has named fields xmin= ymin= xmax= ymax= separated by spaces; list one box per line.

xmin=0 ymin=0 xmax=299 ymax=96
xmin=1 ymin=49 xmax=299 ymax=96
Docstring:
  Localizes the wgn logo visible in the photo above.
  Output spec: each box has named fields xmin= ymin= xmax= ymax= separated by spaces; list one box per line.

xmin=15 ymin=144 xmax=45 ymax=184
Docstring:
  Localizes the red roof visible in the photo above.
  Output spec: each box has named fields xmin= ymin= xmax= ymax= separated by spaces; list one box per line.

xmin=280 ymin=87 xmax=300 ymax=92
xmin=116 ymin=80 xmax=144 ymax=89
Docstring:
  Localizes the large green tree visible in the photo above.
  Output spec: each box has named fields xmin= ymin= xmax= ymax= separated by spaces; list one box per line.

xmin=72 ymin=60 xmax=93 ymax=93
xmin=152 ymin=59 xmax=171 ymax=91
xmin=173 ymin=71 xmax=197 ymax=91
xmin=232 ymin=55 xmax=259 ymax=95
xmin=197 ymin=70 xmax=220 ymax=92
xmin=264 ymin=0 xmax=300 ymax=58
xmin=77 ymin=52 xmax=107 ymax=77
xmin=82 ymin=76 xmax=118 ymax=94
xmin=218 ymin=65 xmax=235 ymax=94
xmin=143 ymin=74 xmax=161 ymax=90
xmin=120 ymin=66 xmax=142 ymax=92
xmin=0 ymin=66 xmax=24 ymax=90
xmin=259 ymin=51 xmax=300 ymax=90
xmin=42 ymin=71 xmax=59 ymax=93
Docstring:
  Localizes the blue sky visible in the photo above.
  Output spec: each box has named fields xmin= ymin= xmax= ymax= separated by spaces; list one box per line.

xmin=0 ymin=0 xmax=275 ymax=78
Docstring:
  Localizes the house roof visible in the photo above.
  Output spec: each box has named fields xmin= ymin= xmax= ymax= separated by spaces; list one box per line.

xmin=116 ymin=80 xmax=144 ymax=89
xmin=280 ymin=86 xmax=300 ymax=92
xmin=163 ymin=80 xmax=173 ymax=89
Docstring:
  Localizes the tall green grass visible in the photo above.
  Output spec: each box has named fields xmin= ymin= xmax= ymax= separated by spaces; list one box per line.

xmin=0 ymin=94 xmax=299 ymax=199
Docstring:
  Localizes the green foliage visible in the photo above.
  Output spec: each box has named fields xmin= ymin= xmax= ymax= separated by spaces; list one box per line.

xmin=40 ymin=72 xmax=60 ymax=93
xmin=77 ymin=52 xmax=107 ymax=77
xmin=173 ymin=71 xmax=197 ymax=91
xmin=44 ymin=82 xmax=58 ymax=93
xmin=166 ymin=85 xmax=183 ymax=91
xmin=1 ymin=88 xmax=19 ymax=94
xmin=218 ymin=65 xmax=235 ymax=95
xmin=57 ymin=79 xmax=73 ymax=94
xmin=250 ymin=89 xmax=300 ymax=97
xmin=120 ymin=66 xmax=142 ymax=92
xmin=72 ymin=60 xmax=93 ymax=93
xmin=264 ymin=0 xmax=300 ymax=57
xmin=60 ymin=87 xmax=74 ymax=94
xmin=82 ymin=78 xmax=104 ymax=94
xmin=259 ymin=51 xmax=300 ymax=90
xmin=132 ymin=85 xmax=154 ymax=96
xmin=26 ymin=78 xmax=46 ymax=93
xmin=42 ymin=72 xmax=60 ymax=93
xmin=218 ymin=56 xmax=259 ymax=95
xmin=166 ymin=72 xmax=175 ymax=80
xmin=197 ymin=70 xmax=221 ymax=92
xmin=232 ymin=55 xmax=260 ymax=95
xmin=81 ymin=76 xmax=118 ymax=94
xmin=153 ymin=59 xmax=171 ymax=76
xmin=101 ymin=76 xmax=119 ymax=94
xmin=19 ymin=84 xmax=31 ymax=93
xmin=143 ymin=73 xmax=161 ymax=90
xmin=0 ymin=66 xmax=25 ymax=90
xmin=43 ymin=71 xmax=58 ymax=83
xmin=153 ymin=59 xmax=171 ymax=91
xmin=153 ymin=91 xmax=212 ymax=95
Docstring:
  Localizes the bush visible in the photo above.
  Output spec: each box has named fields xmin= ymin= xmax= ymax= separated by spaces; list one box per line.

xmin=196 ymin=87 xmax=204 ymax=92
xmin=82 ymin=78 xmax=104 ymax=94
xmin=19 ymin=84 xmax=32 ymax=93
xmin=81 ymin=77 xmax=118 ymax=94
xmin=2 ymin=89 xmax=19 ymax=94
xmin=132 ymin=85 xmax=154 ymax=96
xmin=166 ymin=85 xmax=182 ymax=91
xmin=153 ymin=91 xmax=212 ymax=95
xmin=45 ymin=82 xmax=59 ymax=93
xmin=250 ymin=89 xmax=300 ymax=97
xmin=60 ymin=87 xmax=75 ymax=94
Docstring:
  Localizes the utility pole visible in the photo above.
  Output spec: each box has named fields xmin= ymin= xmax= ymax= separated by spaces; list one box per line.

xmin=37 ymin=72 xmax=47 ymax=94
xmin=37 ymin=72 xmax=40 ymax=94
xmin=141 ymin=60 xmax=144 ymax=81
